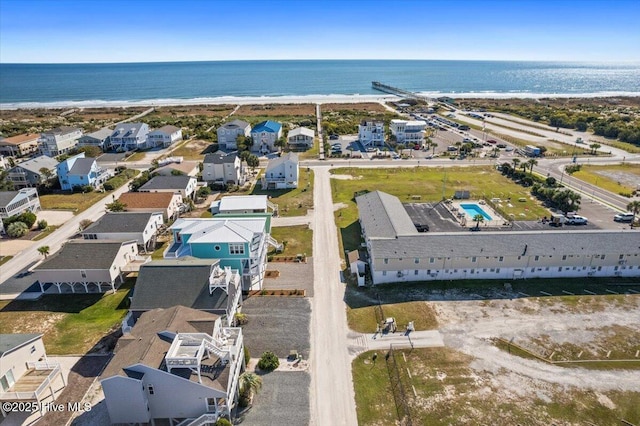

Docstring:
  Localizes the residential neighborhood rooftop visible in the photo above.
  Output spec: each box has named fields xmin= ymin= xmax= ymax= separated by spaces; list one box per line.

xmin=83 ymin=127 xmax=113 ymax=140
xmin=154 ymin=125 xmax=181 ymax=134
xmin=356 ymin=190 xmax=418 ymax=239
xmin=0 ymin=133 xmax=40 ymax=145
xmin=82 ymin=212 xmax=159 ymax=234
xmin=43 ymin=126 xmax=81 ymax=135
xmin=35 ymin=240 xmax=133 ymax=270
xmin=171 ymin=217 xmax=267 ymax=244
xmin=266 ymin=152 xmax=298 ymax=171
xmin=221 ymin=119 xmax=250 ymax=129
xmin=118 ymin=191 xmax=176 ymax=208
xmin=0 ymin=333 xmax=42 ymax=356
xmin=13 ymin=155 xmax=58 ymax=173
xmin=252 ymin=120 xmax=282 ymax=133
xmin=203 ymin=151 xmax=238 ymax=164
xmin=139 ymin=175 xmax=193 ymax=191
xmin=219 ymin=195 xmax=268 ymax=212
xmin=68 ymin=157 xmax=96 ymax=175
xmin=288 ymin=127 xmax=315 ymax=137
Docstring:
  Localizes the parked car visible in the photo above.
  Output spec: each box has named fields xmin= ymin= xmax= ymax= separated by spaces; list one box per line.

xmin=497 ymin=143 xmax=507 ymax=148
xmin=329 ymin=134 xmax=339 ymax=140
xmin=566 ymin=215 xmax=588 ymax=225
xmin=613 ymin=213 xmax=635 ymax=222
xmin=487 ymin=139 xmax=497 ymax=144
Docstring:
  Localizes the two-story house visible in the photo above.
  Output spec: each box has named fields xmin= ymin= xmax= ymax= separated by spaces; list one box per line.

xmin=77 ymin=128 xmax=112 ymax=151
xmin=390 ymin=119 xmax=427 ymax=145
xmin=56 ymin=152 xmax=110 ymax=191
xmin=217 ymin=120 xmax=251 ymax=150
xmin=0 ymin=188 xmax=41 ymax=220
xmin=7 ymin=155 xmax=58 ymax=189
xmin=138 ymin=175 xmax=197 ymax=200
xmin=101 ymin=306 xmax=244 ymax=425
xmin=117 ymin=192 xmax=183 ymax=221
xmin=251 ymin=121 xmax=282 ymax=155
xmin=109 ymin=123 xmax=150 ymax=151
xmin=0 ymin=133 xmax=40 ymax=157
xmin=39 ymin=127 xmax=82 ymax=157
xmin=287 ymin=127 xmax=315 ymax=151
xmin=261 ymin=152 xmax=299 ymax=189
xmin=147 ymin=125 xmax=183 ymax=148
xmin=81 ymin=212 xmax=164 ymax=252
xmin=358 ymin=120 xmax=385 ymax=147
xmin=164 ymin=215 xmax=278 ymax=290
xmin=202 ymin=152 xmax=245 ymax=186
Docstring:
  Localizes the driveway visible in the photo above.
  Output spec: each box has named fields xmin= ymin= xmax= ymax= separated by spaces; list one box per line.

xmin=264 ymin=259 xmax=314 ymax=297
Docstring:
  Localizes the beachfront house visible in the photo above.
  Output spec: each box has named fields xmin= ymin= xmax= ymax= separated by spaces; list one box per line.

xmin=261 ymin=152 xmax=299 ymax=189
xmin=164 ymin=215 xmax=277 ymax=291
xmin=118 ymin=192 xmax=183 ymax=221
xmin=127 ymin=258 xmax=242 ymax=325
xmin=33 ymin=240 xmax=149 ymax=294
xmin=356 ymin=191 xmax=640 ymax=285
xmin=100 ymin=306 xmax=244 ymax=425
xmin=217 ymin=119 xmax=251 ymax=150
xmin=56 ymin=152 xmax=110 ymax=191
xmin=109 ymin=123 xmax=150 ymax=151
xmin=0 ymin=334 xmax=66 ymax=413
xmin=77 ymin=127 xmax=113 ymax=151
xmin=147 ymin=125 xmax=183 ymax=148
xmin=287 ymin=127 xmax=315 ymax=151
xmin=358 ymin=120 xmax=385 ymax=147
xmin=390 ymin=119 xmax=427 ymax=144
xmin=202 ymin=152 xmax=245 ymax=187
xmin=0 ymin=188 xmax=41 ymax=222
xmin=81 ymin=212 xmax=164 ymax=252
xmin=38 ymin=126 xmax=82 ymax=157
xmin=0 ymin=133 xmax=40 ymax=157
xmin=138 ymin=175 xmax=197 ymax=200
xmin=251 ymin=120 xmax=282 ymax=155
xmin=7 ymin=155 xmax=59 ymax=189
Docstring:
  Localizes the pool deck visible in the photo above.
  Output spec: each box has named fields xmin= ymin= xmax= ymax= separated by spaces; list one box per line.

xmin=449 ymin=200 xmax=506 ymax=227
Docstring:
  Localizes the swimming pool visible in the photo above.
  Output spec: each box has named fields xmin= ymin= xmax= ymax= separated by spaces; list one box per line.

xmin=460 ymin=203 xmax=492 ymax=220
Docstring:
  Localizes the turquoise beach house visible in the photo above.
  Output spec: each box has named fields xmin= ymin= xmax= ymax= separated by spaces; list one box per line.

xmin=164 ymin=214 xmax=277 ymax=291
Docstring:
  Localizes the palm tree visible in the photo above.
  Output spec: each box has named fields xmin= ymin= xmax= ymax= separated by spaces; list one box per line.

xmin=455 ymin=141 xmax=462 ymax=156
xmin=473 ymin=214 xmax=484 ymax=230
xmin=37 ymin=245 xmax=50 ymax=258
xmin=238 ymin=372 xmax=262 ymax=401
xmin=627 ymin=200 xmax=640 ymax=229
xmin=526 ymin=158 xmax=538 ymax=176
xmin=512 ymin=158 xmax=521 ymax=170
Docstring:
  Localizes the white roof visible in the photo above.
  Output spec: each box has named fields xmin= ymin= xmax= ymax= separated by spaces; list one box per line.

xmin=391 ymin=119 xmax=426 ymax=127
xmin=219 ymin=195 xmax=268 ymax=212
xmin=288 ymin=127 xmax=315 ymax=138
xmin=171 ymin=217 xmax=267 ymax=244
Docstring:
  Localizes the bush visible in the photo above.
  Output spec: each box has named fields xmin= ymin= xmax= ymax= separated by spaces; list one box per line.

xmin=215 ymin=418 xmax=232 ymax=426
xmin=197 ymin=186 xmax=212 ymax=198
xmin=37 ymin=219 xmax=48 ymax=230
xmin=7 ymin=221 xmax=29 ymax=238
xmin=257 ymin=351 xmax=279 ymax=372
xmin=234 ymin=312 xmax=248 ymax=325
xmin=19 ymin=212 xmax=37 ymax=228
xmin=79 ymin=219 xmax=93 ymax=230
xmin=244 ymin=346 xmax=250 ymax=366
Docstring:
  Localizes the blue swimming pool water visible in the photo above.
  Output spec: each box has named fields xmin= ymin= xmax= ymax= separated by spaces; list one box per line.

xmin=460 ymin=203 xmax=492 ymax=221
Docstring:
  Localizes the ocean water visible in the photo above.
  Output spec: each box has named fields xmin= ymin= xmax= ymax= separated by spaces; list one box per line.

xmin=1 ymin=60 xmax=639 ymax=107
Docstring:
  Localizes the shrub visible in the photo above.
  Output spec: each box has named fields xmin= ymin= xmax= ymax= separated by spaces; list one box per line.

xmin=215 ymin=418 xmax=232 ymax=426
xmin=234 ymin=312 xmax=248 ymax=325
xmin=197 ymin=186 xmax=212 ymax=198
xmin=79 ymin=219 xmax=93 ymax=230
xmin=257 ymin=351 xmax=279 ymax=372
xmin=7 ymin=221 xmax=29 ymax=238
xmin=37 ymin=219 xmax=48 ymax=230
xmin=244 ymin=346 xmax=250 ymax=366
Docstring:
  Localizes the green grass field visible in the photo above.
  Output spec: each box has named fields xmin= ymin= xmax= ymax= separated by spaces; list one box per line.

xmin=39 ymin=191 xmax=110 ymax=213
xmin=251 ymin=168 xmax=314 ymax=217
xmin=269 ymin=225 xmax=313 ymax=257
xmin=573 ymin=163 xmax=640 ymax=194
xmin=0 ymin=280 xmax=133 ymax=354
xmin=347 ymin=301 xmax=438 ymax=333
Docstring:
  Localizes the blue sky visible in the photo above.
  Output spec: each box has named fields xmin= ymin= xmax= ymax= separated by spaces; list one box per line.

xmin=1 ymin=0 xmax=638 ymax=63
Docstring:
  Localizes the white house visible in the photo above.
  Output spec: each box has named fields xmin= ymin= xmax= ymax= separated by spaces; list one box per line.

xmin=147 ymin=125 xmax=183 ymax=148
xmin=109 ymin=123 xmax=149 ymax=151
xmin=202 ymin=152 xmax=245 ymax=186
xmin=0 ymin=334 xmax=66 ymax=414
xmin=101 ymin=306 xmax=244 ymax=425
xmin=139 ymin=175 xmax=197 ymax=200
xmin=81 ymin=212 xmax=164 ymax=252
xmin=356 ymin=191 xmax=640 ymax=285
xmin=211 ymin=195 xmax=277 ymax=216
xmin=251 ymin=121 xmax=283 ymax=155
xmin=261 ymin=152 xmax=299 ymax=189
xmin=287 ymin=127 xmax=315 ymax=150
xmin=0 ymin=188 xmax=41 ymax=219
xmin=118 ymin=192 xmax=183 ymax=221
xmin=33 ymin=240 xmax=148 ymax=293
xmin=358 ymin=120 xmax=385 ymax=147
xmin=0 ymin=133 xmax=40 ymax=157
xmin=217 ymin=120 xmax=251 ymax=150
xmin=390 ymin=119 xmax=427 ymax=144
xmin=39 ymin=127 xmax=82 ymax=157
xmin=77 ymin=127 xmax=113 ymax=151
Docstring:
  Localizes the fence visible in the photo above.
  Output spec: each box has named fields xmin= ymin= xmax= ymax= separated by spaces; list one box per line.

xmin=385 ymin=345 xmax=412 ymax=426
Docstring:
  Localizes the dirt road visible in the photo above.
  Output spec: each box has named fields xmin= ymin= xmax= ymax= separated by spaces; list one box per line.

xmin=309 ymin=167 xmax=358 ymax=425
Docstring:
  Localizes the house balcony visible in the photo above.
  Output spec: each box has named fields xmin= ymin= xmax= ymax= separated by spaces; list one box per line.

xmin=164 ymin=241 xmax=191 ymax=258
xmin=0 ymin=362 xmax=64 ymax=402
xmin=121 ymin=255 xmax=152 ymax=272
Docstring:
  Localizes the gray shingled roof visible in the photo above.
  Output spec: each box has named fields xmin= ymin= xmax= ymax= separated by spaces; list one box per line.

xmin=0 ymin=191 xmax=20 ymax=207
xmin=130 ymin=258 xmax=229 ymax=312
xmin=14 ymin=155 xmax=58 ymax=174
xmin=110 ymin=123 xmax=147 ymax=139
xmin=222 ymin=119 xmax=250 ymax=129
xmin=35 ymin=241 xmax=129 ymax=270
xmin=139 ymin=175 xmax=192 ymax=191
xmin=203 ymin=151 xmax=238 ymax=165
xmin=82 ymin=212 xmax=155 ymax=234
xmin=0 ymin=334 xmax=41 ymax=356
xmin=82 ymin=128 xmax=113 ymax=141
xmin=69 ymin=157 xmax=96 ymax=175
xmin=356 ymin=191 xmax=418 ymax=239
xmin=371 ymin=230 xmax=640 ymax=259
xmin=265 ymin=152 xmax=298 ymax=172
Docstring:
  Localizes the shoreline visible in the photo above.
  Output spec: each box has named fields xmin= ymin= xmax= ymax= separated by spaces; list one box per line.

xmin=2 ymin=92 xmax=640 ymax=110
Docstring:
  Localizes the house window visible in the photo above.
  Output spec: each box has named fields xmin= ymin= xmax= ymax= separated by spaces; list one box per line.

xmin=498 ymin=256 xmax=503 ymax=262
xmin=414 ymin=258 xmax=419 ymax=264
xmin=562 ymin=255 xmax=567 ymax=260
xmin=229 ymin=244 xmax=244 ymax=255
xmin=414 ymin=270 xmax=418 ymax=275
xmin=81 ymin=270 xmax=87 ymax=278
xmin=214 ymin=245 xmax=221 ymax=251
xmin=382 ymin=271 xmax=387 ymax=276
xmin=619 ymin=254 xmax=624 ymax=260
xmin=535 ymin=256 xmax=539 ymax=261
xmin=472 ymin=257 xmax=476 ymax=263
xmin=30 ymin=345 xmax=36 ymax=354
xmin=384 ymin=258 xmax=389 ymax=264
xmin=148 ymin=384 xmax=154 ymax=395
xmin=429 ymin=257 xmax=434 ymax=263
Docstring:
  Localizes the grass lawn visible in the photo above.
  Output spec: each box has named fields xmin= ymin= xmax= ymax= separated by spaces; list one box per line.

xmin=124 ymin=151 xmax=147 ymax=162
xmin=296 ymin=139 xmax=319 ymax=160
xmin=251 ymin=168 xmax=314 ymax=217
xmin=0 ymin=256 xmax=13 ymax=267
xmin=39 ymin=191 xmax=110 ymax=213
xmin=168 ymin=138 xmax=214 ymax=160
xmin=347 ymin=301 xmax=438 ymax=333
xmin=32 ymin=225 xmax=60 ymax=241
xmin=353 ymin=347 xmax=640 ymax=425
xmin=331 ymin=166 xmax=550 ymax=252
xmin=0 ymin=280 xmax=133 ymax=354
xmin=573 ymin=163 xmax=640 ymax=195
xmin=269 ymin=225 xmax=313 ymax=257
xmin=601 ymin=139 xmax=640 ymax=154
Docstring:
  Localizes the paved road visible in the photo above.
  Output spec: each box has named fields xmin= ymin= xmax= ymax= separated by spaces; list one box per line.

xmin=0 ymin=181 xmax=134 ymax=298
xmin=309 ymin=167 xmax=358 ymax=426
